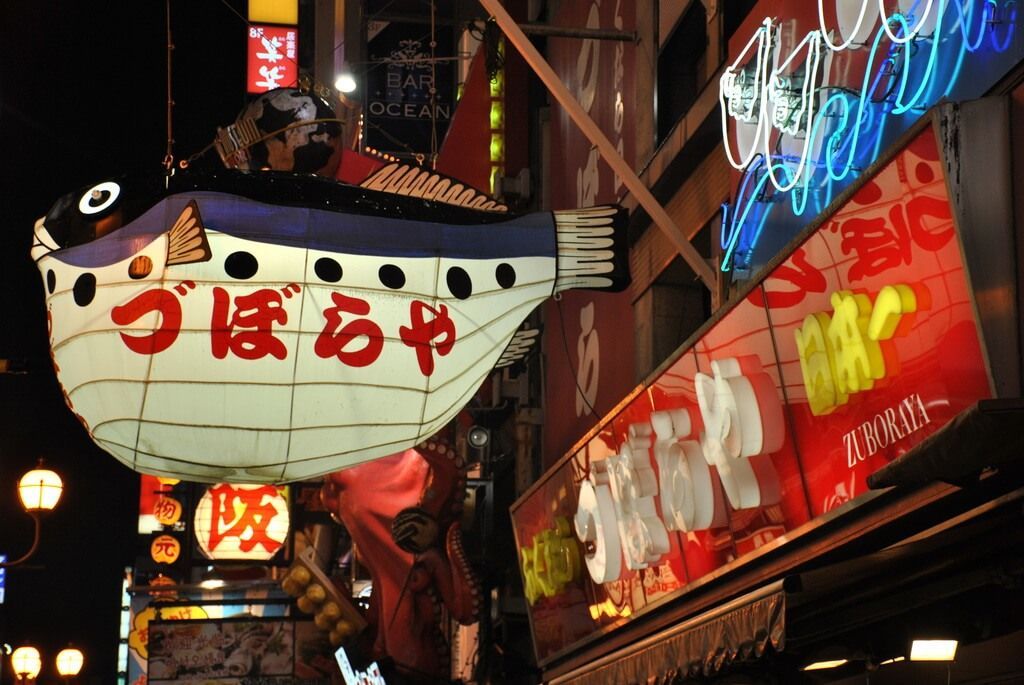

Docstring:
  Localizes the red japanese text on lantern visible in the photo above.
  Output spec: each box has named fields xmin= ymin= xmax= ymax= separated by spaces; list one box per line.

xmin=153 ymin=495 xmax=183 ymax=526
xmin=194 ymin=484 xmax=290 ymax=560
xmin=112 ymin=284 xmax=193 ymax=355
xmin=111 ymin=286 xmax=458 ymax=377
xmin=315 ymin=292 xmax=385 ymax=367
xmin=399 ymin=301 xmax=457 ymax=376
xmin=211 ymin=286 xmax=293 ymax=360
xmin=151 ymin=534 xmax=181 ymax=564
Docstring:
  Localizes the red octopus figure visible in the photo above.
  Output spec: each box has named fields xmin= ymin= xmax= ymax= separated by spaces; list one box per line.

xmin=320 ymin=436 xmax=481 ymax=681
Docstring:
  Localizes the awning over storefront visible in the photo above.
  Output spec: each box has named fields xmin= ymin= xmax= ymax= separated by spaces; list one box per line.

xmin=867 ymin=399 xmax=1024 ymax=490
xmin=549 ymin=581 xmax=787 ymax=685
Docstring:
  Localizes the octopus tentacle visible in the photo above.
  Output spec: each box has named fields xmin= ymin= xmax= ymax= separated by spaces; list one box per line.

xmin=445 ymin=521 xmax=482 ymax=624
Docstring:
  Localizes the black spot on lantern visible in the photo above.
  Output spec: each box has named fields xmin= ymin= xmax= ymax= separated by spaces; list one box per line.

xmin=379 ymin=264 xmax=406 ymax=289
xmin=446 ymin=266 xmax=473 ymax=300
xmin=315 ymin=257 xmax=343 ymax=283
xmin=225 ymin=251 xmax=259 ymax=279
xmin=496 ymin=263 xmax=516 ymax=289
xmin=73 ymin=273 xmax=97 ymax=307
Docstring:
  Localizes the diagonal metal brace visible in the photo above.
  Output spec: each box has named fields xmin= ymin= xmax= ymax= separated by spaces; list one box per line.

xmin=478 ymin=0 xmax=717 ymax=291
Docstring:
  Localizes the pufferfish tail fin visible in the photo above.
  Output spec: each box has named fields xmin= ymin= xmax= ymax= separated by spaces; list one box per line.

xmin=553 ymin=205 xmax=630 ymax=293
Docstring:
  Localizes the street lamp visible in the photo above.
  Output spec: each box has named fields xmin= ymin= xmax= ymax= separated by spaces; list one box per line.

xmin=55 ymin=647 xmax=85 ymax=681
xmin=10 ymin=646 xmax=41 ymax=682
xmin=1 ymin=461 xmax=63 ymax=568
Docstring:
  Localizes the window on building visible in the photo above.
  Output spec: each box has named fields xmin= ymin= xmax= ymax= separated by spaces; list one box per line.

xmin=723 ymin=0 xmax=759 ymax=43
xmin=657 ymin=1 xmax=707 ymax=144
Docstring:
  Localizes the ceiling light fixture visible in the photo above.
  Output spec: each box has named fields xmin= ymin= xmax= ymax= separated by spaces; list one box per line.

xmin=910 ymin=639 xmax=958 ymax=661
xmin=802 ymin=658 xmax=848 ymax=671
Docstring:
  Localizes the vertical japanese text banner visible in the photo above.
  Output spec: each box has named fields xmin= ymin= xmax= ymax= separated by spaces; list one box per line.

xmin=543 ymin=0 xmax=638 ymax=467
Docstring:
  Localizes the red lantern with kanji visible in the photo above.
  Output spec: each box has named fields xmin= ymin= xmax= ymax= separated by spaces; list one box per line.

xmin=193 ymin=483 xmax=290 ymax=560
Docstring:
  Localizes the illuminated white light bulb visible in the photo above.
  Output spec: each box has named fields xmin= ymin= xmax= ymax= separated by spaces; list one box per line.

xmin=335 ymin=72 xmax=357 ymax=93
xmin=803 ymin=658 xmax=848 ymax=671
xmin=910 ymin=639 xmax=958 ymax=661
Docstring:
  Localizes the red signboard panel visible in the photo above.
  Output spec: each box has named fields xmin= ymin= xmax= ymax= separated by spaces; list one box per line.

xmin=542 ymin=0 xmax=638 ymax=468
xmin=247 ymin=25 xmax=298 ymax=94
xmin=760 ymin=127 xmax=991 ymax=515
xmin=513 ymin=124 xmax=992 ymax=661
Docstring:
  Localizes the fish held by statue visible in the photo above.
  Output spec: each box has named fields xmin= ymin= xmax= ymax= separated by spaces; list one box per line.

xmin=32 ymin=165 xmax=629 ymax=483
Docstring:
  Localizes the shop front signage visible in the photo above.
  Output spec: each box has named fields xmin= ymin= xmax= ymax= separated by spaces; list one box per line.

xmin=153 ymin=495 xmax=183 ymax=527
xmin=247 ymin=24 xmax=298 ymax=94
xmin=364 ymin=22 xmax=454 ymax=158
xmin=512 ymin=122 xmax=993 ymax=660
xmin=543 ymin=0 xmax=638 ymax=467
xmin=194 ymin=484 xmax=290 ymax=561
xmin=151 ymin=534 xmax=181 ymax=565
xmin=719 ymin=0 xmax=1022 ymax=274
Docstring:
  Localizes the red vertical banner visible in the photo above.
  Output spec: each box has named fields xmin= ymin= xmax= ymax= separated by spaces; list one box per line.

xmin=247 ymin=25 xmax=299 ymax=94
xmin=543 ymin=0 xmax=638 ymax=467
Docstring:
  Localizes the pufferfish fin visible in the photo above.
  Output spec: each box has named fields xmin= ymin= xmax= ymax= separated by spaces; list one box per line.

xmin=495 ymin=328 xmax=541 ymax=369
xmin=553 ymin=205 xmax=630 ymax=293
xmin=360 ymin=163 xmax=508 ymax=213
xmin=166 ymin=201 xmax=213 ymax=266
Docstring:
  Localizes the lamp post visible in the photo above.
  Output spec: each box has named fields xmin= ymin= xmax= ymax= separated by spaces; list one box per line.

xmin=10 ymin=646 xmax=41 ymax=683
xmin=55 ymin=647 xmax=85 ymax=682
xmin=7 ymin=645 xmax=85 ymax=683
xmin=0 ymin=461 xmax=63 ymax=568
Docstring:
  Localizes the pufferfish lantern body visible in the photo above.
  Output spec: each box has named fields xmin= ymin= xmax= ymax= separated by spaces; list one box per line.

xmin=33 ymin=165 xmax=628 ymax=483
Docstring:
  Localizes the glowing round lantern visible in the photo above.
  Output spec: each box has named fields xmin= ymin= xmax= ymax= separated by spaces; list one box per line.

xmin=194 ymin=484 xmax=290 ymax=560
xmin=11 ymin=646 xmax=42 ymax=680
xmin=150 ymin=535 xmax=182 ymax=565
xmin=56 ymin=647 xmax=85 ymax=677
xmin=18 ymin=466 xmax=63 ymax=512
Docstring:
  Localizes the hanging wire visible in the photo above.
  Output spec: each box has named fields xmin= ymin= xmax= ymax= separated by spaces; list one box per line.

xmin=163 ymin=0 xmax=175 ymax=173
xmin=429 ymin=0 xmax=439 ymax=168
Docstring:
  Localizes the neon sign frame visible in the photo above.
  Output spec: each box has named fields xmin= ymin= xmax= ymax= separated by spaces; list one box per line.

xmin=719 ymin=0 xmax=1019 ymax=274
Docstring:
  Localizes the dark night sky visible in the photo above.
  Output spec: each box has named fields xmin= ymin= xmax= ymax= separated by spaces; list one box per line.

xmin=0 ymin=1 xmax=250 ymax=681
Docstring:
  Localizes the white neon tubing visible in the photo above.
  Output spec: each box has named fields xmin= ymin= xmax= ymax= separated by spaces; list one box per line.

xmin=763 ymin=31 xmax=825 ymax=193
xmin=819 ymin=0 xmax=875 ymax=50
xmin=881 ymin=0 xmax=936 ymax=42
xmin=721 ymin=18 xmax=775 ymax=170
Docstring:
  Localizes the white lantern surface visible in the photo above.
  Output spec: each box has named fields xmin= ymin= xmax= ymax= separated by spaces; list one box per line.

xmin=33 ymin=165 xmax=628 ymax=483
xmin=55 ymin=647 xmax=85 ymax=676
xmin=11 ymin=646 xmax=42 ymax=679
xmin=18 ymin=467 xmax=63 ymax=512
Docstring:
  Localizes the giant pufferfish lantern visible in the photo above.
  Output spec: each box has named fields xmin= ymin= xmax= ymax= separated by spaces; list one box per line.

xmin=33 ymin=163 xmax=629 ymax=483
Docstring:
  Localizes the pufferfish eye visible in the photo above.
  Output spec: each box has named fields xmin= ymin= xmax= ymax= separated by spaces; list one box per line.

xmin=78 ymin=181 xmax=121 ymax=215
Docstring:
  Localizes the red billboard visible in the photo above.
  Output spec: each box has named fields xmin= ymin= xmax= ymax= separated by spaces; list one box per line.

xmin=542 ymin=0 xmax=638 ymax=467
xmin=247 ymin=25 xmax=298 ymax=94
xmin=512 ymin=123 xmax=992 ymax=661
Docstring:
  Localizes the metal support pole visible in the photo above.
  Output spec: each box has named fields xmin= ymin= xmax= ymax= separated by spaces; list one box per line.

xmin=518 ymin=23 xmax=636 ymax=41
xmin=477 ymin=0 xmax=717 ymax=291
xmin=0 ymin=513 xmax=41 ymax=568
